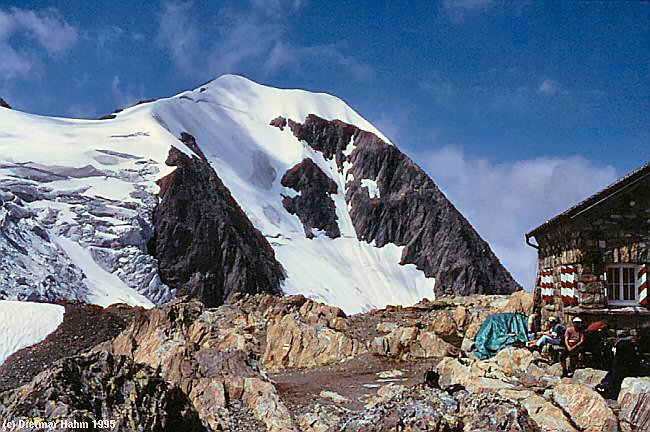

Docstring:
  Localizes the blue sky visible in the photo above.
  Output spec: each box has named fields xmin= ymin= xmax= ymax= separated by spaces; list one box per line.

xmin=0 ymin=0 xmax=648 ymax=288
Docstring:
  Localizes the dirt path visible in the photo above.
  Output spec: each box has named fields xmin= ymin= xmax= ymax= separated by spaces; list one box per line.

xmin=270 ymin=353 xmax=435 ymax=415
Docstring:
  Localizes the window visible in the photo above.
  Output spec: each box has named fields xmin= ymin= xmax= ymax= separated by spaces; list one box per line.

xmin=606 ymin=265 xmax=638 ymax=305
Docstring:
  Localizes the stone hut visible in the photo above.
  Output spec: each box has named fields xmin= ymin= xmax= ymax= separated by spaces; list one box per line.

xmin=525 ymin=163 xmax=649 ymax=349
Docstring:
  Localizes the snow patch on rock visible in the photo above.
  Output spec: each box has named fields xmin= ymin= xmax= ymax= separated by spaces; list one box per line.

xmin=0 ymin=301 xmax=64 ymax=366
xmin=360 ymin=179 xmax=380 ymax=199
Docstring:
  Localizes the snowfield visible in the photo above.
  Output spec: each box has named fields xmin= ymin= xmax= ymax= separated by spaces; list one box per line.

xmin=0 ymin=74 xmax=435 ymax=314
xmin=0 ymin=301 xmax=65 ymax=366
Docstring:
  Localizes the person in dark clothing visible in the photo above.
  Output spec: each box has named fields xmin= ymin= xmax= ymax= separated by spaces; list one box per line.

xmin=561 ymin=317 xmax=585 ymax=377
xmin=595 ymin=339 xmax=642 ymax=399
xmin=584 ymin=320 xmax=612 ymax=369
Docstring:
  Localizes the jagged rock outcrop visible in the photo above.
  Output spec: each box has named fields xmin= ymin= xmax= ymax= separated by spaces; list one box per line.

xmin=281 ymin=158 xmax=340 ymax=238
xmin=149 ymin=135 xmax=285 ymax=307
xmin=0 ymin=98 xmax=10 ymax=109
xmin=262 ymin=309 xmax=362 ymax=371
xmin=285 ymin=114 xmax=520 ymax=296
xmin=0 ymin=351 xmax=208 ymax=432
xmin=98 ymin=297 xmax=298 ymax=431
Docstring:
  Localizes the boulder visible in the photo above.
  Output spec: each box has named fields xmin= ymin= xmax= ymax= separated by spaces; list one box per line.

xmin=262 ymin=312 xmax=362 ymax=371
xmin=520 ymin=394 xmax=578 ymax=432
xmin=343 ymin=386 xmax=460 ymax=431
xmin=617 ymin=377 xmax=650 ymax=431
xmin=551 ymin=379 xmax=618 ymax=432
xmin=435 ymin=357 xmax=469 ymax=389
xmin=453 ymin=305 xmax=467 ymax=328
xmin=457 ymin=392 xmax=539 ymax=432
xmin=493 ymin=347 xmax=534 ymax=374
xmin=571 ymin=368 xmax=608 ymax=387
xmin=376 ymin=321 xmax=399 ymax=333
xmin=242 ymin=378 xmax=298 ymax=432
xmin=436 ymin=357 xmax=514 ymax=393
xmin=499 ymin=290 xmax=534 ymax=314
xmin=428 ymin=310 xmax=458 ymax=339
xmin=372 ymin=326 xmax=455 ymax=360
xmin=299 ymin=405 xmax=341 ymax=432
xmin=319 ymin=390 xmax=349 ymax=404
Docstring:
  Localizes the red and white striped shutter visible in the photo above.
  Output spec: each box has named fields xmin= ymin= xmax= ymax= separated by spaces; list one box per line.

xmin=638 ymin=265 xmax=647 ymax=307
xmin=568 ymin=265 xmax=577 ymax=305
xmin=560 ymin=266 xmax=577 ymax=305
xmin=540 ymin=269 xmax=554 ymax=303
xmin=559 ymin=268 xmax=566 ymax=303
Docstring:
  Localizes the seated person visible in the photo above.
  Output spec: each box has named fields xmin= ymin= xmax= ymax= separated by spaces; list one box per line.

xmin=527 ymin=313 xmax=538 ymax=340
xmin=561 ymin=317 xmax=585 ymax=376
xmin=528 ymin=316 xmax=564 ymax=351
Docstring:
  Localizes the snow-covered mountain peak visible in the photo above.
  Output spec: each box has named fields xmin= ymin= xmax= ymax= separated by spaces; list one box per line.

xmin=0 ymin=75 xmax=519 ymax=314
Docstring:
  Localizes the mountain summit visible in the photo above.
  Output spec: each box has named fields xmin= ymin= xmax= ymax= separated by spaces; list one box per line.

xmin=0 ymin=75 xmax=519 ymax=313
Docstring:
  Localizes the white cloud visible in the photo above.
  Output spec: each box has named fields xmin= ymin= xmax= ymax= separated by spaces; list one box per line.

xmin=412 ymin=145 xmax=617 ymax=289
xmin=442 ymin=0 xmax=495 ymax=22
xmin=93 ymin=25 xmax=125 ymax=53
xmin=10 ymin=8 xmax=77 ymax=55
xmin=0 ymin=7 xmax=77 ymax=80
xmin=157 ymin=1 xmax=370 ymax=82
xmin=538 ymin=78 xmax=562 ymax=96
xmin=157 ymin=2 xmax=200 ymax=77
xmin=111 ymin=75 xmax=140 ymax=109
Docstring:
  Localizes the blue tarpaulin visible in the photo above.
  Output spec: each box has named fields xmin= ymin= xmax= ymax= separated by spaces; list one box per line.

xmin=473 ymin=312 xmax=529 ymax=359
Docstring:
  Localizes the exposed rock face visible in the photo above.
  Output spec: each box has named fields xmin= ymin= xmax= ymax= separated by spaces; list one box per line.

xmin=287 ymin=114 xmax=520 ymax=296
xmin=342 ymin=384 xmax=539 ymax=432
xmin=100 ymin=297 xmax=298 ymax=431
xmin=617 ymin=377 xmax=650 ymax=431
xmin=0 ymin=98 xmax=10 ymax=109
xmin=281 ymin=158 xmax=340 ymax=238
xmin=0 ymin=351 xmax=208 ymax=432
xmin=263 ymin=313 xmax=361 ymax=371
xmin=149 ymin=137 xmax=285 ymax=307
xmin=551 ymin=380 xmax=619 ymax=432
xmin=372 ymin=326 xmax=456 ymax=360
xmin=269 ymin=116 xmax=287 ymax=130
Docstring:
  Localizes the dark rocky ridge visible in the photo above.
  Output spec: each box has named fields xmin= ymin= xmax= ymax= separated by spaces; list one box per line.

xmin=148 ymin=134 xmax=284 ymax=307
xmin=0 ymin=351 xmax=208 ymax=432
xmin=285 ymin=114 xmax=521 ymax=296
xmin=281 ymin=158 xmax=340 ymax=238
xmin=0 ymin=98 xmax=10 ymax=109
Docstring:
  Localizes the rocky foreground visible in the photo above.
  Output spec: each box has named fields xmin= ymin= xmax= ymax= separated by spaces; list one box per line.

xmin=0 ymin=292 xmax=648 ymax=431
